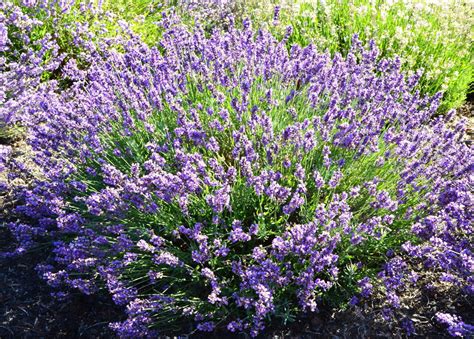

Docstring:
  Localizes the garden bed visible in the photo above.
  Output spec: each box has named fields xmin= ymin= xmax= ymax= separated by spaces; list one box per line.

xmin=1 ymin=1 xmax=473 ymax=337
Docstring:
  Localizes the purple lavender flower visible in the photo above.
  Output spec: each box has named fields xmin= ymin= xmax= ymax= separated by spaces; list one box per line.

xmin=229 ymin=220 xmax=251 ymax=243
xmin=436 ymin=313 xmax=474 ymax=337
xmin=313 ymin=170 xmax=325 ymax=188
xmin=153 ymin=251 xmax=182 ymax=267
xmin=197 ymin=321 xmax=215 ymax=332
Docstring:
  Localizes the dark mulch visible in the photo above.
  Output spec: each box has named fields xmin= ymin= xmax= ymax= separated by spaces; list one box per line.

xmin=0 ymin=231 xmax=123 ymax=339
xmin=4 ymin=235 xmax=472 ymax=339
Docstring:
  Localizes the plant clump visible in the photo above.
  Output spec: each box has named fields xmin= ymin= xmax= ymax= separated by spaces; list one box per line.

xmin=4 ymin=14 xmax=472 ymax=336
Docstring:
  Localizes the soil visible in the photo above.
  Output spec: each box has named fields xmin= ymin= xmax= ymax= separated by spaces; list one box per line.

xmin=0 ymin=229 xmax=122 ymax=338
xmin=0 ymin=101 xmax=472 ymax=338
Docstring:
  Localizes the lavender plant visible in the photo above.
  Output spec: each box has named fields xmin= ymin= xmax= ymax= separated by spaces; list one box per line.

xmin=4 ymin=15 xmax=473 ymax=338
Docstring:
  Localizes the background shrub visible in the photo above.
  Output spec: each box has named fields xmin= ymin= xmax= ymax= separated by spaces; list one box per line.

xmin=255 ymin=0 xmax=474 ymax=113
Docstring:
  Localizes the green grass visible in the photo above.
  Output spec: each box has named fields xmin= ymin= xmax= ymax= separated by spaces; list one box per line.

xmin=100 ymin=0 xmax=165 ymax=44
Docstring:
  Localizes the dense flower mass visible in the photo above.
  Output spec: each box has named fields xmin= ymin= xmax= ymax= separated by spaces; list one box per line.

xmin=436 ymin=312 xmax=474 ymax=337
xmin=0 ymin=0 xmax=104 ymax=125
xmin=1 ymin=1 xmax=473 ymax=338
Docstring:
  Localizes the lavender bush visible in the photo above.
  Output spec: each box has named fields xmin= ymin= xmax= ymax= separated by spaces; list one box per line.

xmin=2 ymin=7 xmax=473 ymax=338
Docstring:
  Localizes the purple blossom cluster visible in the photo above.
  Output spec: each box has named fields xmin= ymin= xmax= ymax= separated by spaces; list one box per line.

xmin=1 ymin=2 xmax=473 ymax=337
xmin=436 ymin=312 xmax=474 ymax=337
